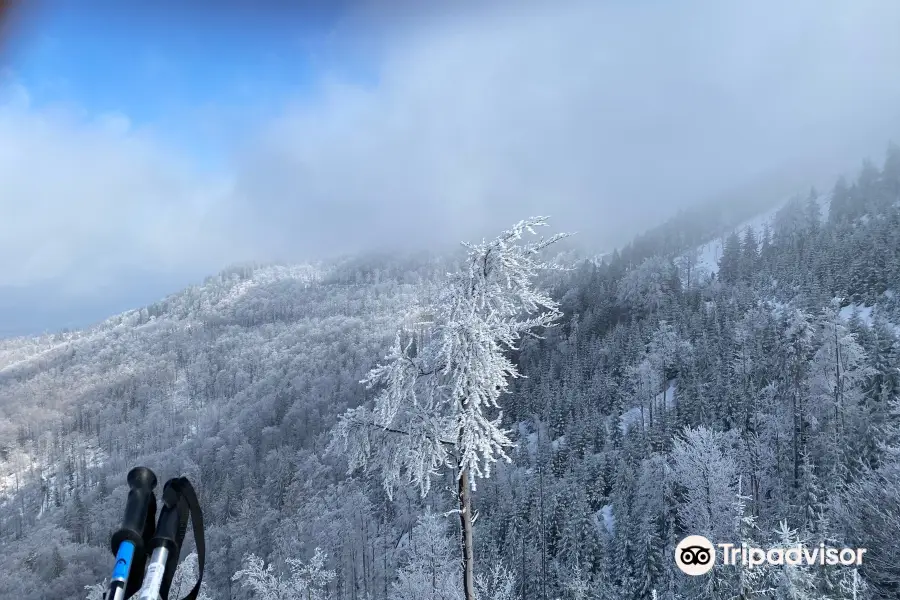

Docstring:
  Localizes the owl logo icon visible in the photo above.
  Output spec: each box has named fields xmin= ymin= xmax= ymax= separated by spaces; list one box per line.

xmin=675 ymin=535 xmax=715 ymax=575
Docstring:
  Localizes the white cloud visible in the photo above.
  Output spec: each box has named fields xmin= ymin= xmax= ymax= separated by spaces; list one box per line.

xmin=4 ymin=0 xmax=900 ymax=312
xmin=0 ymin=82 xmax=245 ymax=294
xmin=227 ymin=0 xmax=900 ymax=261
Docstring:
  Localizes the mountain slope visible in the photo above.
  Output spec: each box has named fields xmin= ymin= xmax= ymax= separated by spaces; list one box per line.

xmin=1 ymin=152 xmax=900 ymax=599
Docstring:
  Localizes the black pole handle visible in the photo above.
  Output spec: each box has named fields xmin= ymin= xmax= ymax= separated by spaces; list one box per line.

xmin=109 ymin=466 xmax=158 ymax=598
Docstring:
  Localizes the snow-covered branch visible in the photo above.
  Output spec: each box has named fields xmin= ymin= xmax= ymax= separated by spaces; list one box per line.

xmin=329 ymin=217 xmax=570 ymax=498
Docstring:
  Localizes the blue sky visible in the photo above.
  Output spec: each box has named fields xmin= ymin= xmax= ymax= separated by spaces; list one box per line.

xmin=2 ymin=0 xmax=900 ymax=337
xmin=0 ymin=0 xmax=375 ymax=335
xmin=5 ymin=1 xmax=366 ymax=169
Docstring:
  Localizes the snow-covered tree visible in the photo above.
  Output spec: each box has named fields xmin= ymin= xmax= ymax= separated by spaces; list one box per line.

xmin=329 ymin=217 xmax=569 ymax=600
xmin=837 ymin=460 xmax=900 ymax=599
xmin=644 ymin=320 xmax=692 ymax=432
xmin=771 ymin=521 xmax=821 ymax=600
xmin=560 ymin=564 xmax=592 ymax=600
xmin=670 ymin=426 xmax=741 ymax=600
xmin=836 ymin=569 xmax=870 ymax=600
xmin=232 ymin=548 xmax=334 ymax=600
xmin=808 ymin=301 xmax=875 ymax=439
xmin=392 ymin=512 xmax=462 ymax=600
xmin=732 ymin=482 xmax=774 ymax=599
xmin=626 ymin=357 xmax=660 ymax=431
xmin=875 ymin=395 xmax=900 ymax=461
xmin=474 ymin=563 xmax=517 ymax=600
xmin=84 ymin=579 xmax=107 ymax=600
xmin=670 ymin=426 xmax=738 ymax=540
xmin=170 ymin=551 xmax=214 ymax=600
xmin=780 ymin=307 xmax=817 ymax=496
xmin=616 ymin=255 xmax=678 ymax=315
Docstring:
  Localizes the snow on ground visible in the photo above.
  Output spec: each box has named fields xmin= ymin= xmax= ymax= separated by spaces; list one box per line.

xmin=662 ymin=379 xmax=676 ymax=410
xmin=619 ymin=406 xmax=643 ymax=434
xmin=837 ymin=296 xmax=900 ymax=337
xmin=686 ymin=194 xmax=830 ymax=278
xmin=619 ymin=380 xmax=678 ymax=433
xmin=690 ymin=202 xmax=785 ymax=276
xmin=693 ymin=237 xmax=725 ymax=277
xmin=594 ymin=504 xmax=615 ymax=536
xmin=839 ymin=303 xmax=875 ymax=326
xmin=516 ymin=422 xmax=568 ymax=457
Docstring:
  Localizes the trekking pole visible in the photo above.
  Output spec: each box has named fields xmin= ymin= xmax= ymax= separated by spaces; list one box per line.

xmin=106 ymin=467 xmax=158 ymax=600
xmin=136 ymin=476 xmax=206 ymax=600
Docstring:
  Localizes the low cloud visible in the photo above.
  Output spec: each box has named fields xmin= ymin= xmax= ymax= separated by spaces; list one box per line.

xmin=228 ymin=0 xmax=900 ymax=261
xmin=3 ymin=0 xmax=900 ymax=326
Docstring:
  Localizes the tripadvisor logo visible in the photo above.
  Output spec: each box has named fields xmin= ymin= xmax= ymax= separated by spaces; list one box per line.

xmin=675 ymin=535 xmax=716 ymax=575
xmin=674 ymin=535 xmax=868 ymax=576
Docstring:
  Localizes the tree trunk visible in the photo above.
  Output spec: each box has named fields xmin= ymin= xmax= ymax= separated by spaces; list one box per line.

xmin=792 ymin=390 xmax=800 ymax=489
xmin=537 ymin=420 xmax=547 ymax=600
xmin=521 ymin=531 xmax=527 ymax=600
xmin=458 ymin=466 xmax=476 ymax=600
xmin=539 ymin=461 xmax=547 ymax=600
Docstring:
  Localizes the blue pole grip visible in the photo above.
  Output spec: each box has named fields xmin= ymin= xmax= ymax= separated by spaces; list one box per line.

xmin=111 ymin=540 xmax=135 ymax=583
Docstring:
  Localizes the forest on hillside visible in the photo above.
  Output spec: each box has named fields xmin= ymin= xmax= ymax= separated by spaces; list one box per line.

xmin=1 ymin=147 xmax=900 ymax=599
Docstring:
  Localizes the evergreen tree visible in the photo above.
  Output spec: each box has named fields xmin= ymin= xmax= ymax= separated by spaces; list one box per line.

xmin=719 ymin=231 xmax=743 ymax=285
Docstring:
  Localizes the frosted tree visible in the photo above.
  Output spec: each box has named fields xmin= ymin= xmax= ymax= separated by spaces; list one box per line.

xmin=808 ymin=301 xmax=876 ymax=461
xmin=474 ymin=563 xmax=517 ymax=600
xmin=875 ymin=395 xmax=900 ymax=460
xmin=560 ymin=564 xmax=592 ymax=600
xmin=732 ymin=481 xmax=774 ymax=599
xmin=675 ymin=247 xmax=702 ymax=289
xmin=836 ymin=569 xmax=869 ymax=600
xmin=616 ymin=255 xmax=677 ymax=315
xmin=84 ymin=579 xmax=107 ymax=600
xmin=627 ymin=357 xmax=660 ymax=430
xmin=329 ymin=217 xmax=569 ymax=600
xmin=392 ymin=512 xmax=462 ymax=600
xmin=670 ymin=426 xmax=739 ymax=600
xmin=836 ymin=460 xmax=900 ymax=598
xmin=781 ymin=306 xmax=817 ymax=494
xmin=170 ymin=551 xmax=214 ymax=600
xmin=231 ymin=548 xmax=334 ymax=600
xmin=670 ymin=426 xmax=739 ymax=540
xmin=770 ymin=521 xmax=821 ymax=600
xmin=645 ymin=320 xmax=692 ymax=429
